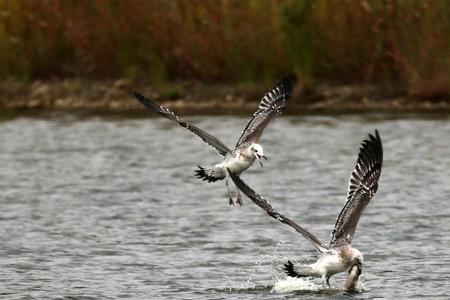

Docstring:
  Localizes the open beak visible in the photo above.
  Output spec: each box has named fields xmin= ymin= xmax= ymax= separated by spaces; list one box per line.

xmin=345 ymin=262 xmax=362 ymax=292
xmin=256 ymin=154 xmax=267 ymax=168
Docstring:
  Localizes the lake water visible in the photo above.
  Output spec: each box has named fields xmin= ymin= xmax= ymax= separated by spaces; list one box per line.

xmin=1 ymin=113 xmax=449 ymax=299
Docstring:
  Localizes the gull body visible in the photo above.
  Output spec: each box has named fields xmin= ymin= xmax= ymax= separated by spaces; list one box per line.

xmin=134 ymin=78 xmax=292 ymax=205
xmin=199 ymin=143 xmax=264 ymax=182
xmin=229 ymin=130 xmax=383 ymax=288
xmin=217 ymin=147 xmax=257 ymax=175
xmin=309 ymin=246 xmax=363 ymax=285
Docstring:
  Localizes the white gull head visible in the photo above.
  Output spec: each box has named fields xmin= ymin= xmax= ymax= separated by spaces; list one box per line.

xmin=351 ymin=248 xmax=363 ymax=265
xmin=345 ymin=248 xmax=363 ymax=292
xmin=250 ymin=143 xmax=266 ymax=167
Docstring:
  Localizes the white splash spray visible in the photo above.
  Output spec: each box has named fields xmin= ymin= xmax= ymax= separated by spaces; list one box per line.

xmin=272 ymin=277 xmax=322 ymax=293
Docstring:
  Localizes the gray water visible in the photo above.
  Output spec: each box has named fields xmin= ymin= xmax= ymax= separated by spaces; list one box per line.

xmin=1 ymin=114 xmax=449 ymax=299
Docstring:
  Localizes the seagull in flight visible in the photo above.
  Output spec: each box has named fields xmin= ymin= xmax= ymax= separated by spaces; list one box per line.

xmin=229 ymin=130 xmax=383 ymax=287
xmin=134 ymin=78 xmax=293 ymax=206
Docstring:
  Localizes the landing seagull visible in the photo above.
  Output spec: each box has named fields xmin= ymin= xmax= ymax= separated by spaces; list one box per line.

xmin=229 ymin=130 xmax=383 ymax=288
xmin=134 ymin=78 xmax=293 ymax=206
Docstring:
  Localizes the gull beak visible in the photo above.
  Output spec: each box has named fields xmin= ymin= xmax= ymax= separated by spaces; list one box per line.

xmin=345 ymin=262 xmax=362 ymax=292
xmin=256 ymin=154 xmax=266 ymax=168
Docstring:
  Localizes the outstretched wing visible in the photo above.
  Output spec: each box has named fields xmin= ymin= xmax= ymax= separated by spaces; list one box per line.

xmin=228 ymin=171 xmax=328 ymax=253
xmin=235 ymin=77 xmax=293 ymax=148
xmin=329 ymin=130 xmax=383 ymax=246
xmin=134 ymin=92 xmax=232 ymax=156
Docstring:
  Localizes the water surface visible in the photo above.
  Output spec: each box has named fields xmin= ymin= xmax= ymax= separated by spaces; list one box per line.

xmin=1 ymin=114 xmax=449 ymax=299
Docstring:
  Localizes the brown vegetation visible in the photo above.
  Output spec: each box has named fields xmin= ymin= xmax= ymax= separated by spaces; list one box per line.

xmin=0 ymin=0 xmax=449 ymax=112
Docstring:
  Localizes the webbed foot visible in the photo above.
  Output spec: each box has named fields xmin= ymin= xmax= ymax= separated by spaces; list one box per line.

xmin=236 ymin=195 xmax=243 ymax=206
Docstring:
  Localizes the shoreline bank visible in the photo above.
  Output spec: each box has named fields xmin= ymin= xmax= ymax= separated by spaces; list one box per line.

xmin=1 ymin=79 xmax=450 ymax=115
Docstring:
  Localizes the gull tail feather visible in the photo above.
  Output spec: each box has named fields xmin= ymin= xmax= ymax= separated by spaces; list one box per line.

xmin=194 ymin=166 xmax=226 ymax=182
xmin=284 ymin=261 xmax=315 ymax=278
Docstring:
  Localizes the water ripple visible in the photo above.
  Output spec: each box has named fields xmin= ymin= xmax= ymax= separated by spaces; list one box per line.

xmin=1 ymin=114 xmax=449 ymax=299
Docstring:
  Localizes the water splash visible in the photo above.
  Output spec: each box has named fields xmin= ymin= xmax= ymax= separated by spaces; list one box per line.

xmin=238 ymin=240 xmax=290 ymax=289
xmin=272 ymin=274 xmax=370 ymax=294
xmin=237 ymin=241 xmax=369 ymax=294
xmin=272 ymin=277 xmax=323 ymax=293
xmin=353 ymin=273 xmax=370 ymax=293
xmin=238 ymin=247 xmax=271 ymax=289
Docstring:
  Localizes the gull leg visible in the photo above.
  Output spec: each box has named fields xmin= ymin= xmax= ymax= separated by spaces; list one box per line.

xmin=226 ymin=179 xmax=234 ymax=206
xmin=322 ymin=276 xmax=330 ymax=289
xmin=236 ymin=185 xmax=243 ymax=206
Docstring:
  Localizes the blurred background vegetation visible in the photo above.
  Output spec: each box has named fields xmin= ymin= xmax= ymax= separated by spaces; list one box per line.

xmin=0 ymin=0 xmax=449 ymax=98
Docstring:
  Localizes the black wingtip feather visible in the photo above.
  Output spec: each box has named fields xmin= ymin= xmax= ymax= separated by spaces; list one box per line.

xmin=194 ymin=166 xmax=220 ymax=183
xmin=284 ymin=260 xmax=306 ymax=278
xmin=351 ymin=129 xmax=383 ymax=195
xmin=275 ymin=76 xmax=295 ymax=99
xmin=133 ymin=91 xmax=159 ymax=112
xmin=133 ymin=91 xmax=150 ymax=107
xmin=360 ymin=129 xmax=383 ymax=169
xmin=277 ymin=75 xmax=296 ymax=93
xmin=258 ymin=76 xmax=295 ymax=112
xmin=133 ymin=91 xmax=178 ymax=122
